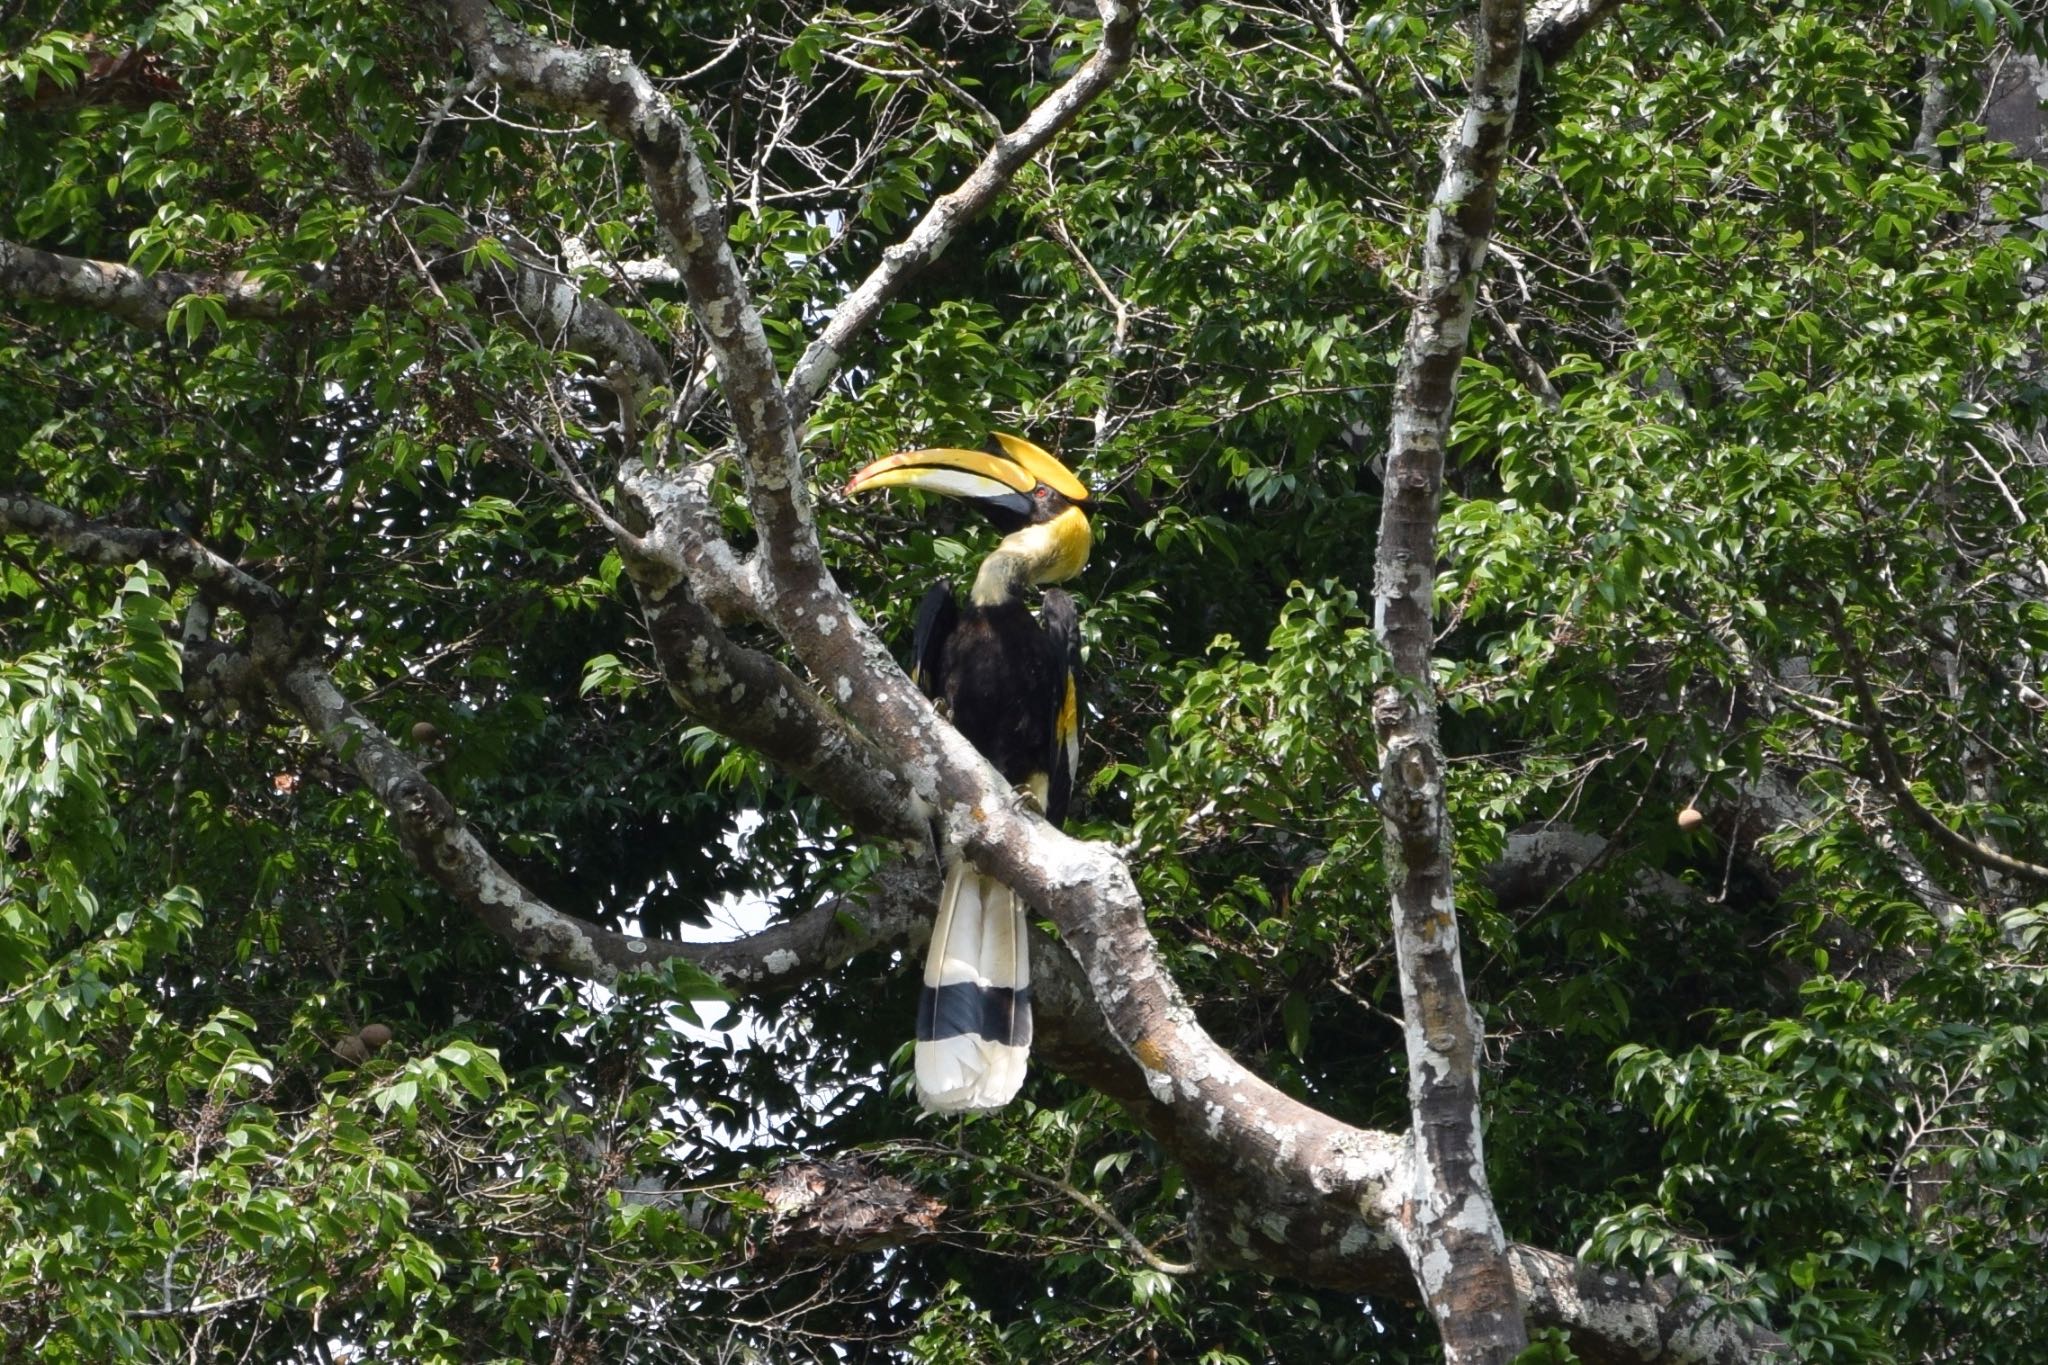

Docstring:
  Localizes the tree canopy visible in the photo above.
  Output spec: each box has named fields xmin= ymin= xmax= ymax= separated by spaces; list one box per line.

xmin=7 ymin=0 xmax=2048 ymax=1361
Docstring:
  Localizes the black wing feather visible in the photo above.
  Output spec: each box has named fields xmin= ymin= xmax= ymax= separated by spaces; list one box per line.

xmin=910 ymin=582 xmax=958 ymax=701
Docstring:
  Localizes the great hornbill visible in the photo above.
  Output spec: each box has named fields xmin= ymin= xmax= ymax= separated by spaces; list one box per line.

xmin=844 ymin=432 xmax=1092 ymax=1112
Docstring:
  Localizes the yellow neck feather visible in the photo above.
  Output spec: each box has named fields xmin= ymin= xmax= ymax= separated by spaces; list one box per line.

xmin=970 ymin=505 xmax=1092 ymax=606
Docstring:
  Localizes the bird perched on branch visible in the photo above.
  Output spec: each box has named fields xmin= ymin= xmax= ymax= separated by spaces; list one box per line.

xmin=844 ymin=432 xmax=1092 ymax=1112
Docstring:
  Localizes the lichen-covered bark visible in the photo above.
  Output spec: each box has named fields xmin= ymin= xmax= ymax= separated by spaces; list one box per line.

xmin=266 ymin=638 xmax=936 ymax=987
xmin=0 ymin=493 xmax=287 ymax=615
xmin=0 ymin=239 xmax=287 ymax=325
xmin=631 ymin=564 xmax=926 ymax=847
xmin=0 ymin=237 xmax=666 ymax=394
xmin=1369 ymin=1 xmax=1529 ymax=1360
xmin=1481 ymin=824 xmax=1705 ymax=916
xmin=1527 ymin=0 xmax=1626 ymax=65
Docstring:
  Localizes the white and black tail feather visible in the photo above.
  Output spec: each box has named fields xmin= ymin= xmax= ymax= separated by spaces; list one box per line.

xmin=914 ymin=858 xmax=1032 ymax=1112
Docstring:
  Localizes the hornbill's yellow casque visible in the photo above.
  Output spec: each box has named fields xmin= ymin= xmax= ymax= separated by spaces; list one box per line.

xmin=845 ymin=433 xmax=1092 ymax=1112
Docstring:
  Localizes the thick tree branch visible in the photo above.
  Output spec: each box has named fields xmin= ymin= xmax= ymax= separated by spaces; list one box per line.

xmin=613 ymin=459 xmax=927 ymax=846
xmin=1511 ymin=1248 xmax=1784 ymax=1365
xmin=782 ymin=0 xmax=1139 ymax=418
xmin=617 ymin=456 xmax=768 ymax=624
xmin=1369 ymin=0 xmax=1528 ymax=1358
xmin=0 ymin=239 xmax=290 ymax=325
xmin=178 ymin=637 xmax=267 ymax=722
xmin=256 ymin=636 xmax=930 ymax=984
xmin=0 ymin=489 xmax=917 ymax=989
xmin=459 ymin=241 xmax=670 ymax=396
xmin=440 ymin=0 xmax=982 ymax=849
xmin=0 ymin=235 xmax=668 ymax=395
xmin=268 ymin=637 xmax=949 ymax=987
xmin=1527 ymin=0 xmax=1627 ymax=65
xmin=441 ymin=0 xmax=841 ymax=670
xmin=1088 ymin=1086 xmax=1785 ymax=1363
xmin=622 ymin=547 xmax=927 ymax=847
xmin=0 ymin=492 xmax=289 ymax=616
xmin=1481 ymin=823 xmax=1704 ymax=916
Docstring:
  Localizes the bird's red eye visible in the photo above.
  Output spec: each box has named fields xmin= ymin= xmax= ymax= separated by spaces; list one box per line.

xmin=1034 ymin=485 xmax=1050 ymax=500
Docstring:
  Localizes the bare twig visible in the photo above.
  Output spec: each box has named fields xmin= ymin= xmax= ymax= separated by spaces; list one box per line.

xmin=1829 ymin=614 xmax=2048 ymax=885
xmin=783 ymin=0 xmax=1140 ymax=417
xmin=920 ymin=1141 xmax=1195 ymax=1276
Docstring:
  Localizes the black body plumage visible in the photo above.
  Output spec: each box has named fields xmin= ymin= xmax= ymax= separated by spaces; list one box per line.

xmin=912 ymin=587 xmax=1081 ymax=827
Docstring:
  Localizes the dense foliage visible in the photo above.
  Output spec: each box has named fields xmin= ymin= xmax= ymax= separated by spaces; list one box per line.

xmin=7 ymin=0 xmax=2048 ymax=1360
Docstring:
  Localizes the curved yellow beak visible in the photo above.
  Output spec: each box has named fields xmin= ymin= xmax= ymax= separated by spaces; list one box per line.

xmin=844 ymin=432 xmax=1089 ymax=505
xmin=990 ymin=432 xmax=1091 ymax=503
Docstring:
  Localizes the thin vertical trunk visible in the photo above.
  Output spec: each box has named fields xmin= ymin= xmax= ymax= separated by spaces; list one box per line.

xmin=1370 ymin=2 xmax=1528 ymax=1360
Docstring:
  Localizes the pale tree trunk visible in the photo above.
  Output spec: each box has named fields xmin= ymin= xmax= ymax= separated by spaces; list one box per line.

xmin=1371 ymin=1 xmax=1529 ymax=1360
